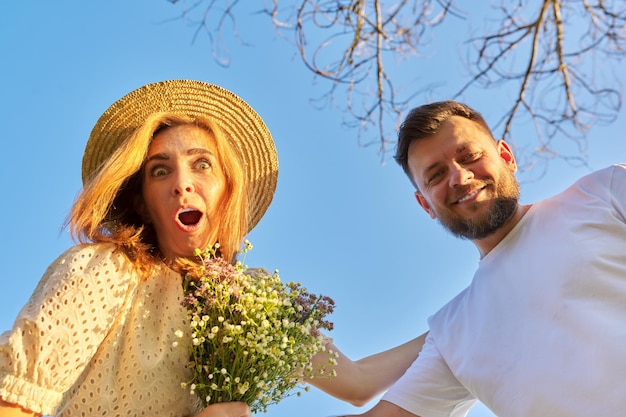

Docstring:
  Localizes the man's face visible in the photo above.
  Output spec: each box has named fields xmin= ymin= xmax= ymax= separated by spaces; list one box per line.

xmin=407 ymin=116 xmax=520 ymax=240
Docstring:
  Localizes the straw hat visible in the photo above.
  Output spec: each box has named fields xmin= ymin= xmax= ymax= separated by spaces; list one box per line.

xmin=82 ymin=79 xmax=278 ymax=233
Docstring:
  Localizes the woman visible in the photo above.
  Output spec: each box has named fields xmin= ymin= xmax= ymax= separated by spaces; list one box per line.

xmin=0 ymin=80 xmax=424 ymax=417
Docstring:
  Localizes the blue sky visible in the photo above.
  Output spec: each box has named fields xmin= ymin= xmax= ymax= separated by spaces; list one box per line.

xmin=1 ymin=3 xmax=624 ymax=417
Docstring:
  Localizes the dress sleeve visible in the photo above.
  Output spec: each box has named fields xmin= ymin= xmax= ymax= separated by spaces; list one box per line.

xmin=381 ymin=332 xmax=476 ymax=417
xmin=0 ymin=244 xmax=136 ymax=415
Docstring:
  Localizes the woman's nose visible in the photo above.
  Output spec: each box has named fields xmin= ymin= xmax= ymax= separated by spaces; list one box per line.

xmin=173 ymin=172 xmax=194 ymax=195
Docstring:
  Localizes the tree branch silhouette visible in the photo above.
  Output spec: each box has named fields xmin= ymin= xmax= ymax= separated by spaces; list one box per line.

xmin=165 ymin=0 xmax=625 ymax=171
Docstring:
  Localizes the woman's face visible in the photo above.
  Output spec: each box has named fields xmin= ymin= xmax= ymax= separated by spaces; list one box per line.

xmin=136 ymin=124 xmax=227 ymax=260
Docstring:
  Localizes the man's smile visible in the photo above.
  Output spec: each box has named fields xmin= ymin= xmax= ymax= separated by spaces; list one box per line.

xmin=453 ymin=184 xmax=488 ymax=205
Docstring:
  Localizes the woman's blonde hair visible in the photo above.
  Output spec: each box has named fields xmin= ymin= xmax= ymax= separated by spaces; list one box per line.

xmin=68 ymin=112 xmax=249 ymax=268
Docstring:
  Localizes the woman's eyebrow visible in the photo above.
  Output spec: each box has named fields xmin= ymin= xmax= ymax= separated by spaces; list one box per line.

xmin=145 ymin=153 xmax=170 ymax=163
xmin=186 ymin=148 xmax=213 ymax=156
xmin=145 ymin=148 xmax=214 ymax=163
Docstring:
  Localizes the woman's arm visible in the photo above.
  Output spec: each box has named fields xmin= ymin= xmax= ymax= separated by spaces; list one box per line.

xmin=0 ymin=397 xmax=251 ymax=417
xmin=192 ymin=402 xmax=251 ymax=417
xmin=0 ymin=400 xmax=39 ymax=417
xmin=307 ymin=332 xmax=427 ymax=406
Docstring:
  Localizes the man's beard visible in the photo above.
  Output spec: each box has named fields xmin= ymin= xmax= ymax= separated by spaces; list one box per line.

xmin=436 ymin=171 xmax=520 ymax=240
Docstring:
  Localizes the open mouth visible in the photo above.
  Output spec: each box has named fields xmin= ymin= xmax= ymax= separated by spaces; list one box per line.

xmin=178 ymin=208 xmax=203 ymax=226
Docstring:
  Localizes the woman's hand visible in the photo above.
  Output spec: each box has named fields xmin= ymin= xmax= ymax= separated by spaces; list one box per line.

xmin=192 ymin=402 xmax=252 ymax=417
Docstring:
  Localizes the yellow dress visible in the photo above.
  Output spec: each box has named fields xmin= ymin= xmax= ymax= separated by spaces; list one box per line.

xmin=0 ymin=243 xmax=202 ymax=416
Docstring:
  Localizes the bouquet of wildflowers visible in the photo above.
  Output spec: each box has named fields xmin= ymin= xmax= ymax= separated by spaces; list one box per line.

xmin=179 ymin=241 xmax=336 ymax=413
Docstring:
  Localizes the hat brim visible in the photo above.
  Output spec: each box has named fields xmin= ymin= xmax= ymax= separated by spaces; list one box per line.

xmin=82 ymin=79 xmax=278 ymax=233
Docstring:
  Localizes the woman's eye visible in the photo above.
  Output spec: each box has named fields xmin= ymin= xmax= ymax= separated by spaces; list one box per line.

xmin=196 ymin=159 xmax=212 ymax=170
xmin=150 ymin=166 xmax=169 ymax=177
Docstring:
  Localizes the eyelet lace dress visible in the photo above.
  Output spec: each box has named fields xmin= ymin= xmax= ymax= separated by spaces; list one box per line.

xmin=0 ymin=243 xmax=202 ymax=416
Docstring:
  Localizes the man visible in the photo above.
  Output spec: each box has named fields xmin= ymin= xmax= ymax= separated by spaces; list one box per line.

xmin=347 ymin=100 xmax=626 ymax=416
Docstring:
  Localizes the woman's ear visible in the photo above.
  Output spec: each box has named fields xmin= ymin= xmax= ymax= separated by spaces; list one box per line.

xmin=415 ymin=191 xmax=437 ymax=219
xmin=134 ymin=195 xmax=151 ymax=223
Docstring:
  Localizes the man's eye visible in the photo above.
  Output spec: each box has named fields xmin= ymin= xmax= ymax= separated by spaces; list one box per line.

xmin=462 ymin=152 xmax=480 ymax=162
xmin=428 ymin=171 xmax=444 ymax=184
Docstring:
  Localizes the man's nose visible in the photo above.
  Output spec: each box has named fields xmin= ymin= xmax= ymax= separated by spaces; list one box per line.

xmin=449 ymin=164 xmax=474 ymax=187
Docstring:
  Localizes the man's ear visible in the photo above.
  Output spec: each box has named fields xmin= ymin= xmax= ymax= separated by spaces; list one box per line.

xmin=415 ymin=191 xmax=437 ymax=219
xmin=134 ymin=195 xmax=151 ymax=223
xmin=497 ymin=140 xmax=518 ymax=173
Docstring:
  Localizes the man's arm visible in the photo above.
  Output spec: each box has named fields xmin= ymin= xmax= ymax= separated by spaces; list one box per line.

xmin=307 ymin=332 xmax=427 ymax=406
xmin=342 ymin=400 xmax=420 ymax=417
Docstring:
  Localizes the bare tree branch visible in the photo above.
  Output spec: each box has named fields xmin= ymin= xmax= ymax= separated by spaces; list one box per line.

xmin=459 ymin=0 xmax=624 ymax=173
xmin=164 ymin=0 xmax=625 ymax=171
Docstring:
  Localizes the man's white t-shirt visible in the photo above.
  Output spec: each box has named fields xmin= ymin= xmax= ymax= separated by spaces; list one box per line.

xmin=383 ymin=164 xmax=626 ymax=417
